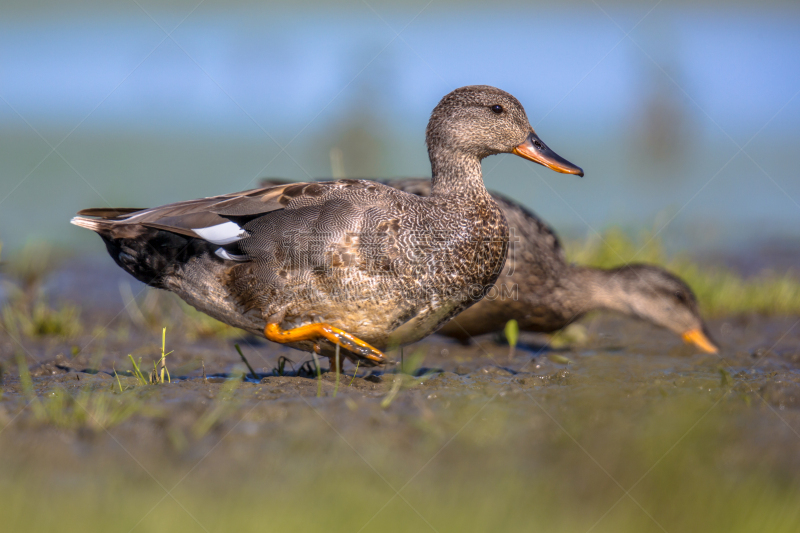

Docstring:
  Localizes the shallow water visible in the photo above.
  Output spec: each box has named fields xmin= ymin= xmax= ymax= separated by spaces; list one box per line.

xmin=2 ymin=4 xmax=800 ymax=254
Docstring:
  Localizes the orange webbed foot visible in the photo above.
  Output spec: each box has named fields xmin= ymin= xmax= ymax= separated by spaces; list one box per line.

xmin=264 ymin=322 xmax=387 ymax=365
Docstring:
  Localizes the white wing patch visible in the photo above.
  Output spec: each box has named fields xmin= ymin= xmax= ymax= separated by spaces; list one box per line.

xmin=214 ymin=248 xmax=248 ymax=261
xmin=193 ymin=221 xmax=248 ymax=245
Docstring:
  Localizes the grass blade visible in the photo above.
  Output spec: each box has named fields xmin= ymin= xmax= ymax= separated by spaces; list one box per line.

xmin=234 ymin=344 xmax=258 ymax=381
xmin=333 ymin=344 xmax=340 ymax=398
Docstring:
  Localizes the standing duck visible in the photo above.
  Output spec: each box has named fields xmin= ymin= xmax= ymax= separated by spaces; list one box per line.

xmin=71 ymin=86 xmax=583 ymax=366
xmin=364 ymin=178 xmax=718 ymax=353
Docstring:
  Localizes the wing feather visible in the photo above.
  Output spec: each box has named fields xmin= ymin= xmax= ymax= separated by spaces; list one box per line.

xmin=74 ymin=180 xmax=368 ymax=243
xmin=76 ymin=207 xmax=145 ymax=218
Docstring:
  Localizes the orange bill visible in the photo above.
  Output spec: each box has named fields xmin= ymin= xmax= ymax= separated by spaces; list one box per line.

xmin=682 ymin=328 xmax=719 ymax=354
xmin=512 ymin=130 xmax=584 ymax=176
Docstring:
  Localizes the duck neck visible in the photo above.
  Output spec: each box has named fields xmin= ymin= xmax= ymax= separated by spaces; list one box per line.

xmin=429 ymin=146 xmax=487 ymax=197
xmin=569 ymin=266 xmax=640 ymax=317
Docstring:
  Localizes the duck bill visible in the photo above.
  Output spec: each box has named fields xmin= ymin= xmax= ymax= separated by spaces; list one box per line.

xmin=682 ymin=328 xmax=719 ymax=354
xmin=512 ymin=131 xmax=584 ymax=177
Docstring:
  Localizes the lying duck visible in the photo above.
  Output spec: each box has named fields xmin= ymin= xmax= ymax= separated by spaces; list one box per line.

xmin=368 ymin=179 xmax=718 ymax=353
xmin=72 ymin=86 xmax=583 ymax=367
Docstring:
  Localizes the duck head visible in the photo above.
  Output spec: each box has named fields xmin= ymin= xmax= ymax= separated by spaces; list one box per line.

xmin=595 ymin=264 xmax=719 ymax=353
xmin=426 ymin=85 xmax=583 ymax=176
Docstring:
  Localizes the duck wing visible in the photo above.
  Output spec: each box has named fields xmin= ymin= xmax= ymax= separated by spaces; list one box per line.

xmin=74 ymin=181 xmax=352 ymax=243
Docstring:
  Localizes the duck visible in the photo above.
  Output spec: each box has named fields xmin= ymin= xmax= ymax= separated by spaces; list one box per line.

xmin=71 ymin=85 xmax=584 ymax=367
xmin=352 ymin=178 xmax=718 ymax=353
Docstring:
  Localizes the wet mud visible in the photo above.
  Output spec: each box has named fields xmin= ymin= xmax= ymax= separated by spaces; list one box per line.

xmin=1 ymin=263 xmax=799 ymax=532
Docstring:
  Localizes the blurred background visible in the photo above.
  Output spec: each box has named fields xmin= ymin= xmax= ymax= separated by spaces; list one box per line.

xmin=1 ymin=0 xmax=798 ymax=260
xmin=2 ymin=5 xmax=800 ymax=532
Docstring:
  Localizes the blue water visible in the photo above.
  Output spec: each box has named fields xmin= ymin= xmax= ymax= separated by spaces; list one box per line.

xmin=0 ymin=3 xmax=798 ymax=253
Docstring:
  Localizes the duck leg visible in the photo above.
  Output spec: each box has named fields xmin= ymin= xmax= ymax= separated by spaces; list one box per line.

xmin=328 ymin=345 xmax=345 ymax=374
xmin=264 ymin=323 xmax=386 ymax=365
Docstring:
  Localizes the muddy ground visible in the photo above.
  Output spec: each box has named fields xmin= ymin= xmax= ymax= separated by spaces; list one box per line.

xmin=1 ymin=261 xmax=799 ymax=532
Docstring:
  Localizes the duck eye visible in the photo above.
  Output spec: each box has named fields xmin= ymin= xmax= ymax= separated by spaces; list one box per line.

xmin=675 ymin=291 xmax=687 ymax=304
xmin=490 ymin=104 xmax=503 ymax=114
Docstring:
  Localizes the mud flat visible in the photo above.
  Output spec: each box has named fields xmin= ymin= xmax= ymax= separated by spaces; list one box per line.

xmin=1 ymin=311 xmax=799 ymax=532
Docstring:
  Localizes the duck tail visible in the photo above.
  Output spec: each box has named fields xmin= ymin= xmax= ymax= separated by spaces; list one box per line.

xmin=71 ymin=213 xmax=224 ymax=290
xmin=71 ymin=213 xmax=149 ymax=240
xmin=71 ymin=206 xmax=146 ymax=237
xmin=70 ymin=216 xmax=111 ymax=235
xmin=71 ymin=215 xmax=167 ymax=286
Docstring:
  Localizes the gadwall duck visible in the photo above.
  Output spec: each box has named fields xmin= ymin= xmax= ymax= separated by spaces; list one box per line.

xmin=368 ymin=178 xmax=718 ymax=353
xmin=71 ymin=86 xmax=583 ymax=366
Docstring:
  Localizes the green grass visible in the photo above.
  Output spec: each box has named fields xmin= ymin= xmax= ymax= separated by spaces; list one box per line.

xmin=567 ymin=227 xmax=800 ymax=316
xmin=1 ymin=296 xmax=82 ymax=339
xmin=504 ymin=319 xmax=519 ymax=360
xmin=1 ymin=382 xmax=799 ymax=533
xmin=15 ymin=356 xmax=145 ymax=430
xmin=122 ymin=328 xmax=174 ymax=385
xmin=0 ymin=241 xmax=82 ymax=339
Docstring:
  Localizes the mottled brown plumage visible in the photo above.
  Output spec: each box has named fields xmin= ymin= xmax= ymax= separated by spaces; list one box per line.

xmin=71 ymin=86 xmax=583 ymax=364
xmin=375 ymin=178 xmax=718 ymax=352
